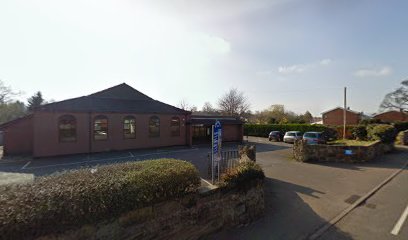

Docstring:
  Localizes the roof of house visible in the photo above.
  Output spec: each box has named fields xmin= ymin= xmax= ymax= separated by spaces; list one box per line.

xmin=0 ymin=114 xmax=33 ymax=130
xmin=321 ymin=107 xmax=361 ymax=115
xmin=37 ymin=83 xmax=189 ymax=115
xmin=372 ymin=110 xmax=407 ymax=117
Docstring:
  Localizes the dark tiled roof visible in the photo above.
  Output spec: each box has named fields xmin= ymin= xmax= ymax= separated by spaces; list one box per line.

xmin=321 ymin=107 xmax=361 ymax=115
xmin=190 ymin=115 xmax=243 ymax=125
xmin=88 ymin=83 xmax=153 ymax=101
xmin=0 ymin=114 xmax=33 ymax=130
xmin=37 ymin=83 xmax=189 ymax=114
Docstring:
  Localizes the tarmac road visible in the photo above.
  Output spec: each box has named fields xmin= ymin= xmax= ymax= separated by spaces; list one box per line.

xmin=206 ymin=137 xmax=408 ymax=240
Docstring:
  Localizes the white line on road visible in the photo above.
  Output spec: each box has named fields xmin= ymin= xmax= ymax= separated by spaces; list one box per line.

xmin=129 ymin=152 xmax=134 ymax=157
xmin=391 ymin=203 xmax=408 ymax=236
xmin=25 ymin=148 xmax=199 ymax=170
xmin=308 ymin=159 xmax=408 ymax=240
xmin=21 ymin=161 xmax=31 ymax=170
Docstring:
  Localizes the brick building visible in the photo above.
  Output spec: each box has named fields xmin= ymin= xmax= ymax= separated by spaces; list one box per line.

xmin=322 ymin=107 xmax=362 ymax=126
xmin=0 ymin=83 xmax=243 ymax=157
xmin=373 ymin=111 xmax=408 ymax=123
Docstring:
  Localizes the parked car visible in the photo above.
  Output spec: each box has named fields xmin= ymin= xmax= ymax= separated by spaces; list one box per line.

xmin=303 ymin=132 xmax=326 ymax=144
xmin=283 ymin=131 xmax=303 ymax=143
xmin=268 ymin=131 xmax=283 ymax=141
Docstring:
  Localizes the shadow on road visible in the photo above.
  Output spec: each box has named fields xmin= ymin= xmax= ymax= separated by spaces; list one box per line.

xmin=205 ymin=177 xmax=353 ymax=240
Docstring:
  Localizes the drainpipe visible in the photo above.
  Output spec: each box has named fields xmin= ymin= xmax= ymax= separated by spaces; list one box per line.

xmin=88 ymin=111 xmax=92 ymax=155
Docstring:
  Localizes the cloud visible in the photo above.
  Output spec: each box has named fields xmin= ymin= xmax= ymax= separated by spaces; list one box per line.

xmin=320 ymin=58 xmax=332 ymax=65
xmin=354 ymin=66 xmax=392 ymax=77
xmin=278 ymin=64 xmax=306 ymax=74
xmin=274 ymin=58 xmax=331 ymax=74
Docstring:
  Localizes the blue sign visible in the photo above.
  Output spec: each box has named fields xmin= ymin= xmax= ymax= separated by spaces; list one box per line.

xmin=345 ymin=149 xmax=353 ymax=155
xmin=213 ymin=120 xmax=222 ymax=160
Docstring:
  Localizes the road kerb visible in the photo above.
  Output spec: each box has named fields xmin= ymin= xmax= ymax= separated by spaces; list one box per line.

xmin=307 ymin=159 xmax=408 ymax=240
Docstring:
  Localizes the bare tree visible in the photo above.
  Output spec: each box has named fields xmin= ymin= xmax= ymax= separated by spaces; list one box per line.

xmin=217 ymin=88 xmax=250 ymax=116
xmin=380 ymin=80 xmax=408 ymax=113
xmin=178 ymin=99 xmax=197 ymax=112
xmin=201 ymin=101 xmax=216 ymax=113
xmin=0 ymin=80 xmax=20 ymax=104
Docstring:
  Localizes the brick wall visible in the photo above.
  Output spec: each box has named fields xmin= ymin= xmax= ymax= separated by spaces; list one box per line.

xmin=33 ymin=112 xmax=189 ymax=157
xmin=322 ymin=108 xmax=360 ymax=126
xmin=3 ymin=117 xmax=33 ymax=155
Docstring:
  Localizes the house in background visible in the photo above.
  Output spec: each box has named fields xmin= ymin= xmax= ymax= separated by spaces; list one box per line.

xmin=0 ymin=83 xmax=243 ymax=158
xmin=373 ymin=110 xmax=408 ymax=122
xmin=322 ymin=107 xmax=362 ymax=126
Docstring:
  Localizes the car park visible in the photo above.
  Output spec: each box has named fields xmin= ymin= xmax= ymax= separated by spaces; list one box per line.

xmin=303 ymin=132 xmax=326 ymax=144
xmin=283 ymin=131 xmax=302 ymax=143
xmin=268 ymin=131 xmax=283 ymax=141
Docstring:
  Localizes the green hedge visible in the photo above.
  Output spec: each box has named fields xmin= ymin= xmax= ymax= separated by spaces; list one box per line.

xmin=0 ymin=159 xmax=200 ymax=239
xmin=367 ymin=124 xmax=397 ymax=144
xmin=221 ymin=161 xmax=265 ymax=188
xmin=244 ymin=124 xmax=329 ymax=137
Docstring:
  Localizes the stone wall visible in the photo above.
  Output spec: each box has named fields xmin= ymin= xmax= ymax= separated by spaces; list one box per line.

xmin=40 ymin=181 xmax=264 ymax=240
xmin=293 ymin=140 xmax=392 ymax=163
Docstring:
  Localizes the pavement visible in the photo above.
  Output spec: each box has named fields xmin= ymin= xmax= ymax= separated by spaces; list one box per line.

xmin=1 ymin=137 xmax=407 ymax=239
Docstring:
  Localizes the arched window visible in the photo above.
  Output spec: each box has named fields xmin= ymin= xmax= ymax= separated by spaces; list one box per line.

xmin=58 ymin=115 xmax=76 ymax=142
xmin=149 ymin=116 xmax=160 ymax=137
xmin=123 ymin=116 xmax=136 ymax=139
xmin=94 ymin=115 xmax=108 ymax=140
xmin=170 ymin=117 xmax=180 ymax=137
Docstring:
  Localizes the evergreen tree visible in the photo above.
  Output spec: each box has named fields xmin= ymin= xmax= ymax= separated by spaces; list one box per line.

xmin=27 ymin=91 xmax=45 ymax=111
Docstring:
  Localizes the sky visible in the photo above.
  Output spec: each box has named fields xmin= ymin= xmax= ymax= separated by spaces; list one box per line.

xmin=0 ymin=0 xmax=407 ymax=116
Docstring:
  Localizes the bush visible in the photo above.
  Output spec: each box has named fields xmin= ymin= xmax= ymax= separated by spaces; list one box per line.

xmin=321 ymin=127 xmax=338 ymax=141
xmin=221 ymin=161 xmax=265 ymax=188
xmin=0 ymin=159 xmax=200 ymax=239
xmin=352 ymin=125 xmax=367 ymax=140
xmin=359 ymin=118 xmax=383 ymax=125
xmin=393 ymin=121 xmax=408 ymax=132
xmin=395 ymin=131 xmax=407 ymax=145
xmin=367 ymin=124 xmax=397 ymax=143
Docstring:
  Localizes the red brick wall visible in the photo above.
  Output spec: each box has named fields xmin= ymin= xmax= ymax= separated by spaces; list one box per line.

xmin=374 ymin=111 xmax=408 ymax=122
xmin=222 ymin=124 xmax=243 ymax=142
xmin=322 ymin=109 xmax=361 ymax=126
xmin=3 ymin=117 xmax=33 ymax=155
xmin=33 ymin=112 xmax=190 ymax=157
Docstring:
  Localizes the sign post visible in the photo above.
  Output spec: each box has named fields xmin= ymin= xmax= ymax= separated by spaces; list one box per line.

xmin=212 ymin=120 xmax=222 ymax=183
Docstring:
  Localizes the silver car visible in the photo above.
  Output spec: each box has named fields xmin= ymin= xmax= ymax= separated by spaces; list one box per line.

xmin=283 ymin=131 xmax=303 ymax=143
xmin=303 ymin=132 xmax=326 ymax=144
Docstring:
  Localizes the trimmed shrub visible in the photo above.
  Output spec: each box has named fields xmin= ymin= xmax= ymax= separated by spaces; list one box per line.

xmin=352 ymin=125 xmax=368 ymax=140
xmin=367 ymin=124 xmax=397 ymax=143
xmin=0 ymin=159 xmax=200 ymax=239
xmin=359 ymin=118 xmax=383 ymax=125
xmin=221 ymin=161 xmax=265 ymax=189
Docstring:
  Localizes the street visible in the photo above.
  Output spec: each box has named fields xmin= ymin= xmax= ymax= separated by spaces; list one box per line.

xmin=207 ymin=137 xmax=408 ymax=240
